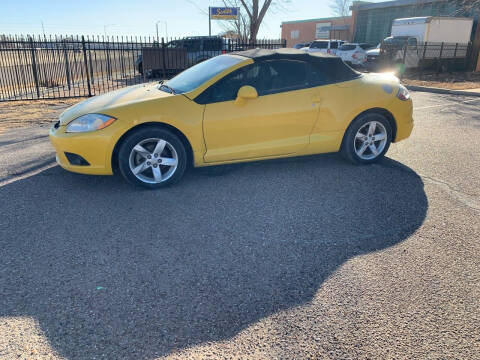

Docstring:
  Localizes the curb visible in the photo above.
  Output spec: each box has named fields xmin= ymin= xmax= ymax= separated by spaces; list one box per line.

xmin=406 ymin=85 xmax=480 ymax=97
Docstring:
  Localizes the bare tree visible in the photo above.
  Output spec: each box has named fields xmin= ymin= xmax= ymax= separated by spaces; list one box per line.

xmin=329 ymin=0 xmax=352 ymax=18
xmin=218 ymin=0 xmax=251 ymax=42
xmin=455 ymin=0 xmax=480 ymax=15
xmin=239 ymin=0 xmax=275 ymax=44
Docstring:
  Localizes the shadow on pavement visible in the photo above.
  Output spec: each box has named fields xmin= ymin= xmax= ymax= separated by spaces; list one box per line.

xmin=0 ymin=153 xmax=427 ymax=359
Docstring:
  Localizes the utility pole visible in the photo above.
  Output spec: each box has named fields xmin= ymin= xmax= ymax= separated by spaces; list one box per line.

xmin=208 ymin=7 xmax=211 ymax=36
xmin=156 ymin=21 xmax=168 ymax=44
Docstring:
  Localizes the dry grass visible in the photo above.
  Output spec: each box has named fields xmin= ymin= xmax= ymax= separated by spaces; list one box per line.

xmin=0 ymin=98 xmax=85 ymax=134
xmin=402 ymin=71 xmax=480 ymax=90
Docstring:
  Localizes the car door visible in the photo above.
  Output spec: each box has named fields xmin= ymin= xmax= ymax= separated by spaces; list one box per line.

xmin=199 ymin=60 xmax=321 ymax=163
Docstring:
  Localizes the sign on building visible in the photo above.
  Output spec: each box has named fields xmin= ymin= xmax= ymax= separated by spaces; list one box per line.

xmin=315 ymin=22 xmax=331 ymax=39
xmin=210 ymin=7 xmax=239 ymax=20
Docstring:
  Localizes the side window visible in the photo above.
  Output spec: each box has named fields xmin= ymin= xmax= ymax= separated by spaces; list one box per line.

xmin=309 ymin=60 xmax=360 ymax=86
xmin=309 ymin=63 xmax=331 ymax=86
xmin=196 ymin=63 xmax=263 ymax=104
xmin=311 ymin=41 xmax=328 ymax=49
xmin=261 ymin=60 xmax=308 ymax=94
xmin=196 ymin=60 xmax=309 ymax=104
xmin=330 ymin=42 xmax=339 ymax=49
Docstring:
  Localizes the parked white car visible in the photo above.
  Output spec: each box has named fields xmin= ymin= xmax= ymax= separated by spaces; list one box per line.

xmin=337 ymin=43 xmax=374 ymax=66
xmin=302 ymin=40 xmax=345 ymax=56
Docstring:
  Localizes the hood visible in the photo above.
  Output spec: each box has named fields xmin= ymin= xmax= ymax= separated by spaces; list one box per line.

xmin=361 ymin=72 xmax=400 ymax=90
xmin=59 ymin=83 xmax=173 ymax=125
xmin=366 ymin=48 xmax=380 ymax=56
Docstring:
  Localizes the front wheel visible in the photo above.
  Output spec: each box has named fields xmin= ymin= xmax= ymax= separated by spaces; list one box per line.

xmin=118 ymin=127 xmax=187 ymax=189
xmin=341 ymin=113 xmax=392 ymax=165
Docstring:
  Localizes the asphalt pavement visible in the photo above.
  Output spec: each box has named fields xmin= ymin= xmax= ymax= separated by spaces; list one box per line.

xmin=0 ymin=92 xmax=479 ymax=359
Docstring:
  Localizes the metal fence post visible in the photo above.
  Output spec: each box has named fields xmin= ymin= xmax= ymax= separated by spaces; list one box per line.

xmin=161 ymin=37 xmax=166 ymax=80
xmin=29 ymin=36 xmax=40 ymax=98
xmin=402 ymin=44 xmax=407 ymax=64
xmin=89 ymin=48 xmax=94 ymax=85
xmin=62 ymin=40 xmax=71 ymax=91
xmin=437 ymin=42 xmax=444 ymax=73
xmin=466 ymin=42 xmax=473 ymax=71
xmin=81 ymin=36 xmax=92 ymax=97
xmin=422 ymin=41 xmax=427 ymax=60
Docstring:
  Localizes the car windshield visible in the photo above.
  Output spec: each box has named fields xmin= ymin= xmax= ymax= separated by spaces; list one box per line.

xmin=384 ymin=37 xmax=408 ymax=46
xmin=359 ymin=43 xmax=373 ymax=50
xmin=163 ymin=55 xmax=244 ymax=94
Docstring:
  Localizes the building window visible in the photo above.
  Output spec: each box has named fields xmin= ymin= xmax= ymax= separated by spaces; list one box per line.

xmin=316 ymin=22 xmax=331 ymax=39
xmin=291 ymin=30 xmax=299 ymax=39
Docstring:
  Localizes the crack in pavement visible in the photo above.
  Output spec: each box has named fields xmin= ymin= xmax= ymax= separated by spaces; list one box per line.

xmin=420 ymin=175 xmax=480 ymax=211
xmin=374 ymin=161 xmax=480 ymax=211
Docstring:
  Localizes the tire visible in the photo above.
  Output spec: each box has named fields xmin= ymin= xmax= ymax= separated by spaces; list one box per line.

xmin=341 ymin=112 xmax=392 ymax=165
xmin=118 ymin=127 xmax=187 ymax=189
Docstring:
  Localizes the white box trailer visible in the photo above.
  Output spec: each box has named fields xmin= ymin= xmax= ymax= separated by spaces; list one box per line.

xmin=392 ymin=16 xmax=473 ymax=44
xmin=388 ymin=16 xmax=474 ymax=68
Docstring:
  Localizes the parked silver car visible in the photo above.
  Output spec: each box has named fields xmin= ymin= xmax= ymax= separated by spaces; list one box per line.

xmin=337 ymin=43 xmax=374 ymax=66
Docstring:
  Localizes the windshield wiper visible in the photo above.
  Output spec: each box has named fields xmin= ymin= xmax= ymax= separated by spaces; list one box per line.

xmin=158 ymin=80 xmax=176 ymax=95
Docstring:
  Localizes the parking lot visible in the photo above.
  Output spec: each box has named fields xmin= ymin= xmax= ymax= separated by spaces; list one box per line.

xmin=0 ymin=91 xmax=479 ymax=359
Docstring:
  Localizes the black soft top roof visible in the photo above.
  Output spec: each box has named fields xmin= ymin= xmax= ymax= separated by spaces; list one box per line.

xmin=231 ymin=48 xmax=338 ymax=62
xmin=230 ymin=48 xmax=360 ymax=81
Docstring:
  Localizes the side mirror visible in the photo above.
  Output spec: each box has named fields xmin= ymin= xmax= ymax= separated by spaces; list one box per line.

xmin=235 ymin=85 xmax=258 ymax=106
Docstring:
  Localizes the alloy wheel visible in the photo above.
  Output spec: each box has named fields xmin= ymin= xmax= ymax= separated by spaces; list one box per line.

xmin=353 ymin=121 xmax=388 ymax=160
xmin=128 ymin=138 xmax=178 ymax=184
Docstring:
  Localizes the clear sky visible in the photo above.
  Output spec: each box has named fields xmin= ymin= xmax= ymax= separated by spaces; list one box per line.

xmin=0 ymin=0 xmax=380 ymax=40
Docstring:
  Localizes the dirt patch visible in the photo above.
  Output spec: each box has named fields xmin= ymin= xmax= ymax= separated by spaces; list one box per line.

xmin=0 ymin=98 xmax=85 ymax=134
xmin=402 ymin=71 xmax=480 ymax=90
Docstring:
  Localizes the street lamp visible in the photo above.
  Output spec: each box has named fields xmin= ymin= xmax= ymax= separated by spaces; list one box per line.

xmin=155 ymin=20 xmax=168 ymax=44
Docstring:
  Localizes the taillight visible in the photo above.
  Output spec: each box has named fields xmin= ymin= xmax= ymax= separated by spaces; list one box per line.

xmin=352 ymin=51 xmax=360 ymax=59
xmin=222 ymin=50 xmax=226 ymax=54
xmin=396 ymin=84 xmax=410 ymax=101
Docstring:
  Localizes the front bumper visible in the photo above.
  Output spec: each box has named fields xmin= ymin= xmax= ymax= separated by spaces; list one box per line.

xmin=49 ymin=122 xmax=114 ymax=175
xmin=393 ymin=98 xmax=414 ymax=143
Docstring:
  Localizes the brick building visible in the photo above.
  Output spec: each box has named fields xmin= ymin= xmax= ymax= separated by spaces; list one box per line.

xmin=281 ymin=0 xmax=479 ymax=70
xmin=350 ymin=0 xmax=479 ymax=71
xmin=281 ymin=16 xmax=354 ymax=48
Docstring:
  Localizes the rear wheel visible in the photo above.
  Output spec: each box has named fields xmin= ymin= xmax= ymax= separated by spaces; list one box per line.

xmin=341 ymin=113 xmax=392 ymax=165
xmin=118 ymin=127 xmax=187 ymax=189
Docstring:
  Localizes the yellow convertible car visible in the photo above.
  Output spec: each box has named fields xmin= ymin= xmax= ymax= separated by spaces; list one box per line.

xmin=50 ymin=48 xmax=413 ymax=188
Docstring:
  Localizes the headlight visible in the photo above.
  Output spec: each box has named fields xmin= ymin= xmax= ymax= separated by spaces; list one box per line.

xmin=66 ymin=114 xmax=116 ymax=133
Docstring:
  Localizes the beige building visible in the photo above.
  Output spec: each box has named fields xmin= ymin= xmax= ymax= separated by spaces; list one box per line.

xmin=281 ymin=16 xmax=354 ymax=48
